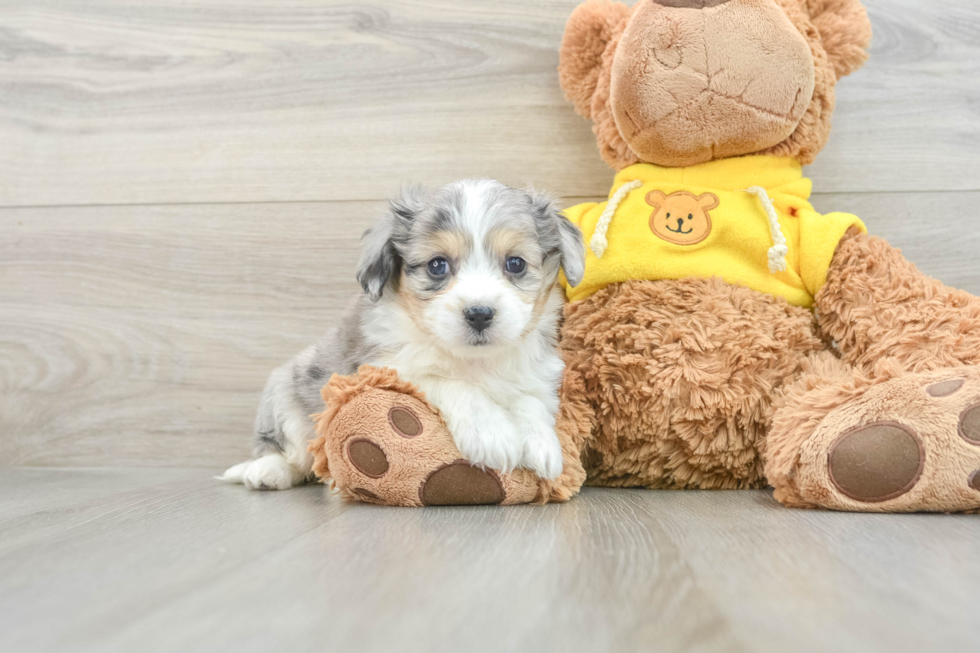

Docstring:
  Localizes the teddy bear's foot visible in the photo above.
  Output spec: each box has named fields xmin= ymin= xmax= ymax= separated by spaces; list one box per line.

xmin=307 ymin=367 xmax=544 ymax=507
xmin=773 ymin=366 xmax=980 ymax=512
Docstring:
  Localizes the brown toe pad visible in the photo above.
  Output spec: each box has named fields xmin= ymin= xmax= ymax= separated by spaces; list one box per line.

xmin=969 ymin=471 xmax=980 ymax=492
xmin=959 ymin=404 xmax=980 ymax=444
xmin=828 ymin=422 xmax=924 ymax=503
xmin=927 ymin=379 xmax=965 ymax=397
xmin=347 ymin=439 xmax=390 ymax=478
xmin=420 ymin=461 xmax=505 ymax=506
xmin=388 ymin=406 xmax=423 ymax=438
xmin=352 ymin=487 xmax=381 ymax=502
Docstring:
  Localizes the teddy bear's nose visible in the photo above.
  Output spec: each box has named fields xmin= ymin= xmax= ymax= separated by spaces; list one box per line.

xmin=651 ymin=0 xmax=732 ymax=8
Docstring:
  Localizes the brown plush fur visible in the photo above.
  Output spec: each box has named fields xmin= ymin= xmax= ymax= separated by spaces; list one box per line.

xmin=547 ymin=0 xmax=980 ymax=513
xmin=610 ymin=0 xmax=817 ymax=166
xmin=561 ymin=276 xmax=825 ymax=490
xmin=563 ymin=232 xmax=980 ymax=512
xmin=804 ymin=0 xmax=874 ymax=78
xmin=767 ymin=364 xmax=980 ymax=513
xmin=558 ymin=0 xmax=872 ymax=169
xmin=559 ymin=0 xmax=633 ymax=121
xmin=556 ymin=0 xmax=650 ymax=168
xmin=817 ymin=228 xmax=980 ymax=376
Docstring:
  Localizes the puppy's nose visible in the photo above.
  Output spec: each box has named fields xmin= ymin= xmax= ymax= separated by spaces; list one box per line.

xmin=651 ymin=0 xmax=731 ymax=8
xmin=464 ymin=306 xmax=495 ymax=332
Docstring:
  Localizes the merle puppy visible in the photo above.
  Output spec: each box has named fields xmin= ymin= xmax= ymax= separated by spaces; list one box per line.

xmin=222 ymin=180 xmax=586 ymax=490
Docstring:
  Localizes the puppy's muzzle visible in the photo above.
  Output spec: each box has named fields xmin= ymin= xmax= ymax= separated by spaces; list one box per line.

xmin=464 ymin=306 xmax=495 ymax=333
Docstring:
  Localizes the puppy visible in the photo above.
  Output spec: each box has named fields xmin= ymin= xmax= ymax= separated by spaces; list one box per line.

xmin=221 ymin=179 xmax=586 ymax=491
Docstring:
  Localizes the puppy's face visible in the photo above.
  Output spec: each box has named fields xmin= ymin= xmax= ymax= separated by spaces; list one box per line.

xmin=357 ymin=180 xmax=585 ymax=357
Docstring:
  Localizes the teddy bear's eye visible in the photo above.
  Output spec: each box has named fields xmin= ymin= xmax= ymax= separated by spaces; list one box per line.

xmin=688 ymin=214 xmax=694 ymax=220
xmin=666 ymin=213 xmax=671 ymax=219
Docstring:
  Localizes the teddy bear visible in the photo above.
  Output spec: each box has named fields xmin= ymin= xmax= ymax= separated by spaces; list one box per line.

xmin=308 ymin=0 xmax=980 ymax=512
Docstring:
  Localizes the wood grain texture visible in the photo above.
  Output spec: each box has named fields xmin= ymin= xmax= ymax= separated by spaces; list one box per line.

xmin=1 ymin=0 xmax=979 ymax=208
xmin=1 ymin=468 xmax=977 ymax=653
xmin=0 ymin=201 xmax=378 ymax=467
xmin=2 ymin=3 xmax=978 ymax=651
xmin=2 ymin=191 xmax=980 ymax=468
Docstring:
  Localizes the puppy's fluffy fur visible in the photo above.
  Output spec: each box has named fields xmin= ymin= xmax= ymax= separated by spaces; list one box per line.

xmin=222 ymin=179 xmax=585 ymax=490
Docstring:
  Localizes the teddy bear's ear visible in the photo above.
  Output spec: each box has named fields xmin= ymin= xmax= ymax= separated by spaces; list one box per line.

xmin=646 ymin=190 xmax=666 ymax=210
xmin=559 ymin=0 xmax=632 ymax=119
xmin=804 ymin=0 xmax=873 ymax=79
xmin=697 ymin=193 xmax=720 ymax=211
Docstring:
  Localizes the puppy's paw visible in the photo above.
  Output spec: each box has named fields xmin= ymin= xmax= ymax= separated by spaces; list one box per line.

xmin=219 ymin=461 xmax=251 ymax=484
xmin=521 ymin=424 xmax=564 ymax=480
xmin=226 ymin=454 xmax=302 ymax=491
xmin=450 ymin=408 xmax=523 ymax=474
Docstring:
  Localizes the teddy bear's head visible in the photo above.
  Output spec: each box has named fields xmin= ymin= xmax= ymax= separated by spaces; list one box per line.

xmin=559 ymin=0 xmax=872 ymax=169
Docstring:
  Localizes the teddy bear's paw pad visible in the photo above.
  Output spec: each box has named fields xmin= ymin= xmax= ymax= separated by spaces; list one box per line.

xmin=347 ymin=439 xmax=390 ymax=478
xmin=828 ymin=422 xmax=924 ymax=503
xmin=927 ymin=378 xmax=965 ymax=397
xmin=958 ymin=404 xmax=980 ymax=444
xmin=419 ymin=461 xmax=505 ymax=506
xmin=388 ymin=407 xmax=423 ymax=438
xmin=351 ymin=487 xmax=382 ymax=502
xmin=969 ymin=470 xmax=980 ymax=492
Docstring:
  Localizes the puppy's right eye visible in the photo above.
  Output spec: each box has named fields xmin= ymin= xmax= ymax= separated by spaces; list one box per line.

xmin=427 ymin=258 xmax=449 ymax=277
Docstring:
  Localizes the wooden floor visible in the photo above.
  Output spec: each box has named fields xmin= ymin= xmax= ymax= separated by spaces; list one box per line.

xmin=2 ymin=468 xmax=978 ymax=653
xmin=2 ymin=1 xmax=980 ymax=650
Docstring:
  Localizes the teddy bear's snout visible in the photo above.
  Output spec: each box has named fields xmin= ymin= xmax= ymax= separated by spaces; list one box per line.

xmin=609 ymin=0 xmax=816 ymax=167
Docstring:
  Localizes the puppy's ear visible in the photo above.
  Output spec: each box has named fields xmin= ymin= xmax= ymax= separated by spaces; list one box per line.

xmin=526 ymin=188 xmax=586 ymax=289
xmin=559 ymin=0 xmax=632 ymax=119
xmin=356 ymin=184 xmax=426 ymax=301
xmin=805 ymin=0 xmax=873 ymax=79
xmin=556 ymin=212 xmax=587 ymax=288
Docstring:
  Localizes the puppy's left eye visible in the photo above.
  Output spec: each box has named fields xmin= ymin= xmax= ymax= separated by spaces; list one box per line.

xmin=427 ymin=258 xmax=450 ymax=277
xmin=505 ymin=257 xmax=526 ymax=274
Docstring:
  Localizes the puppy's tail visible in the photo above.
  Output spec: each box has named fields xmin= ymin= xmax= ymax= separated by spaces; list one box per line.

xmin=216 ymin=461 xmax=250 ymax=484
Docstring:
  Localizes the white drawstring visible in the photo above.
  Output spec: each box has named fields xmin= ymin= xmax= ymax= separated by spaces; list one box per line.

xmin=742 ymin=186 xmax=788 ymax=273
xmin=589 ymin=180 xmax=643 ymax=259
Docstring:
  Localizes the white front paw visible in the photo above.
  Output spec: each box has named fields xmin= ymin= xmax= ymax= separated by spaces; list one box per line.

xmin=521 ymin=424 xmax=564 ymax=480
xmin=450 ymin=409 xmax=523 ymax=473
xmin=241 ymin=455 xmax=300 ymax=491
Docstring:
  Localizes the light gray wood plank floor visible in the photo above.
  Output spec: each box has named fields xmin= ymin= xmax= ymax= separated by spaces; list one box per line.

xmin=2 ymin=0 xmax=980 ymax=650
xmin=2 ymin=467 xmax=978 ymax=653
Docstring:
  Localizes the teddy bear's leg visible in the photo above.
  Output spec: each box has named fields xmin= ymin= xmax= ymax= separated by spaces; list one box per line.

xmin=764 ymin=229 xmax=980 ymax=512
xmin=818 ymin=227 xmax=980 ymax=375
xmin=767 ymin=358 xmax=980 ymax=512
xmin=308 ymin=367 xmax=586 ymax=507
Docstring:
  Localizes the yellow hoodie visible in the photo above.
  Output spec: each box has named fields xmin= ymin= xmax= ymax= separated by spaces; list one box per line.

xmin=561 ymin=156 xmax=865 ymax=308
